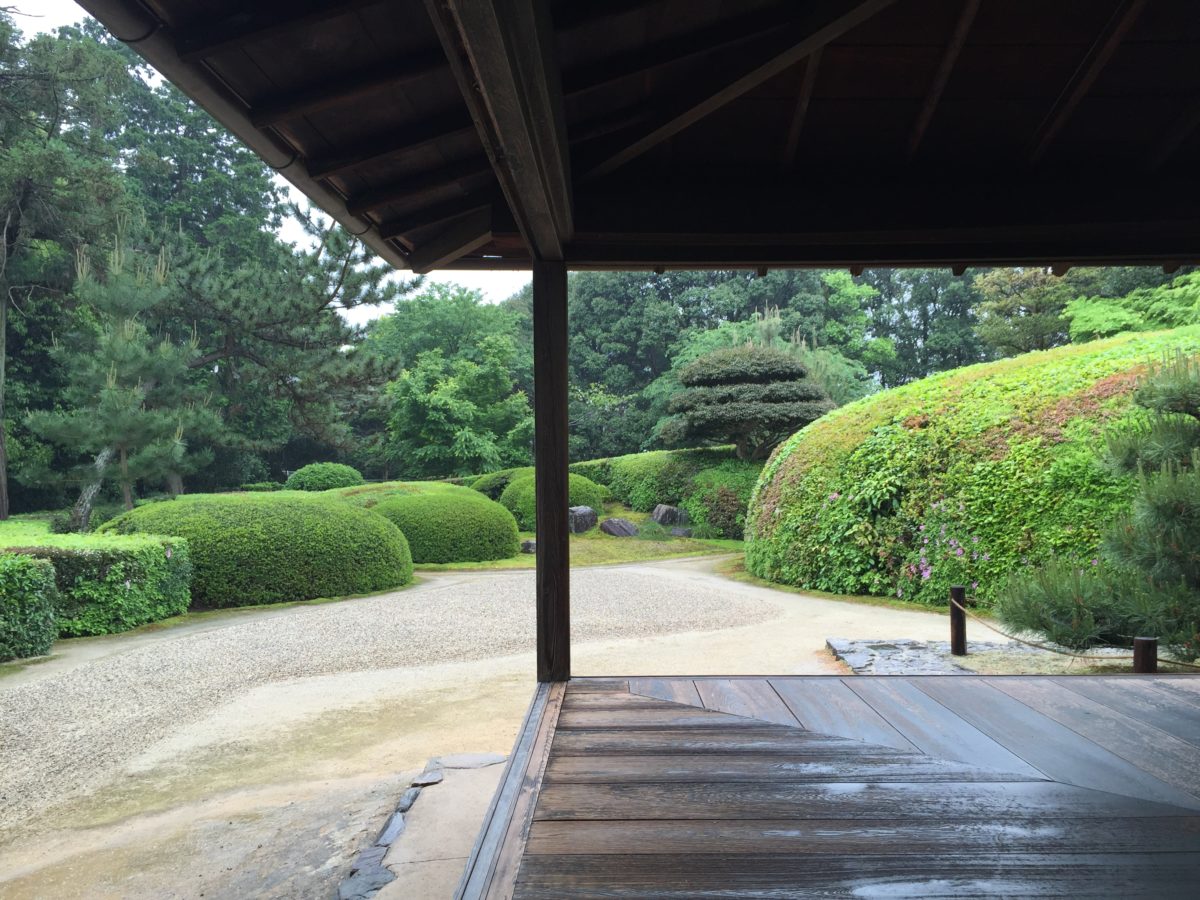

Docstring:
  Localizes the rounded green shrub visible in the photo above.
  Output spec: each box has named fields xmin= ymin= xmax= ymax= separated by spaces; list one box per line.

xmin=606 ymin=447 xmax=738 ymax=511
xmin=0 ymin=554 xmax=58 ymax=661
xmin=499 ymin=472 xmax=608 ymax=530
xmin=285 ymin=462 xmax=365 ymax=491
xmin=681 ymin=459 xmax=763 ymax=539
xmin=102 ymin=494 xmax=412 ymax=607
xmin=472 ymin=467 xmax=533 ymax=500
xmin=746 ymin=326 xmax=1200 ymax=606
xmin=373 ymin=491 xmax=519 ymax=563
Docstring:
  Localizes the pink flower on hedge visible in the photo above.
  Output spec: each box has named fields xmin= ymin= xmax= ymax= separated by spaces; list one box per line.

xmin=955 ymin=547 xmax=964 ymax=557
xmin=829 ymin=492 xmax=840 ymax=500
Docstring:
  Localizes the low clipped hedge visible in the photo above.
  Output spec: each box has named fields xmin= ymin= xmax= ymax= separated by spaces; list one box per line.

xmin=499 ymin=472 xmax=608 ymax=530
xmin=680 ymin=459 xmax=763 ymax=539
xmin=471 ymin=467 xmax=533 ymax=500
xmin=746 ymin=326 xmax=1200 ymax=606
xmin=373 ymin=490 xmax=520 ymax=563
xmin=284 ymin=462 xmax=364 ymax=491
xmin=600 ymin=448 xmax=740 ymax=512
xmin=0 ymin=554 xmax=58 ymax=661
xmin=241 ymin=481 xmax=284 ymax=492
xmin=102 ymin=494 xmax=412 ymax=607
xmin=1 ymin=523 xmax=191 ymax=637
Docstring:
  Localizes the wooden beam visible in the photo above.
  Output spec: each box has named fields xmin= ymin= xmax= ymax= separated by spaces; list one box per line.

xmin=780 ymin=48 xmax=822 ymax=169
xmin=426 ymin=0 xmax=574 ymax=261
xmin=1147 ymin=100 xmax=1200 ymax=171
xmin=1029 ymin=0 xmax=1148 ymax=164
xmin=344 ymin=157 xmax=492 ymax=217
xmin=378 ymin=195 xmax=493 ymax=241
xmin=176 ymin=0 xmax=379 ymax=62
xmin=908 ymin=0 xmax=980 ymax=160
xmin=585 ymin=0 xmax=898 ymax=180
xmin=307 ymin=110 xmax=475 ymax=181
xmin=532 ymin=260 xmax=570 ymax=682
xmin=408 ymin=207 xmax=493 ymax=273
xmin=250 ymin=52 xmax=445 ymax=129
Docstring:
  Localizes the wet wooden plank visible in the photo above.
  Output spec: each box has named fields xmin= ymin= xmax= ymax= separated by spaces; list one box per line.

xmin=561 ymin=692 xmax=672 ymax=710
xmin=845 ymin=677 xmax=1044 ymax=777
xmin=915 ymin=678 xmax=1200 ymax=810
xmin=1048 ymin=677 xmax=1200 ymax=747
xmin=628 ymin=677 xmax=702 ymax=706
xmin=1149 ymin=676 xmax=1200 ymax=706
xmin=556 ymin=706 xmax=769 ymax=729
xmin=533 ymin=779 xmax=1200 ymax=821
xmin=523 ymin=816 xmax=1200 ymax=856
xmin=769 ymin=677 xmax=916 ymax=750
xmin=543 ymin=753 xmax=1037 ymax=784
xmin=514 ymin=852 xmax=1200 ymax=898
xmin=550 ymin=727 xmax=902 ymax=756
xmin=693 ymin=678 xmax=802 ymax=727
xmin=565 ymin=678 xmax=630 ymax=693
xmin=987 ymin=677 xmax=1200 ymax=802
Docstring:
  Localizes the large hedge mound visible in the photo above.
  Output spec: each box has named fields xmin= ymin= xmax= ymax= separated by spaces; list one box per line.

xmin=373 ymin=491 xmax=520 ymax=563
xmin=499 ymin=472 xmax=608 ymax=531
xmin=745 ymin=326 xmax=1200 ymax=605
xmin=102 ymin=494 xmax=412 ymax=607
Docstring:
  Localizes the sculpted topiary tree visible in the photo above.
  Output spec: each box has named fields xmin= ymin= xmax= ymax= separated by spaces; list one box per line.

xmin=662 ymin=347 xmax=834 ymax=460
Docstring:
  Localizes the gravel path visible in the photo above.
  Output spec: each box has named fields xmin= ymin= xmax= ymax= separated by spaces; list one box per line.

xmin=0 ymin=562 xmax=774 ymax=834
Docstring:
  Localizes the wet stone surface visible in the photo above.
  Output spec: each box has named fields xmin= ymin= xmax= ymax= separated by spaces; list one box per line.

xmin=826 ymin=637 xmax=1041 ymax=675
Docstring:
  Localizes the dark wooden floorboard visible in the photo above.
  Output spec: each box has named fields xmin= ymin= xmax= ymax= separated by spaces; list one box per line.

xmin=463 ymin=676 xmax=1200 ymax=899
xmin=914 ymin=677 xmax=1200 ymax=810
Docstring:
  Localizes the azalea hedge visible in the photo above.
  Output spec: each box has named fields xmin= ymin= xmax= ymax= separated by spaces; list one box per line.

xmin=373 ymin=488 xmax=520 ymax=563
xmin=745 ymin=326 xmax=1200 ymax=606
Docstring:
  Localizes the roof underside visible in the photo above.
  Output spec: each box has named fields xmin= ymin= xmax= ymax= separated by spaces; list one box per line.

xmin=82 ymin=0 xmax=1200 ymax=271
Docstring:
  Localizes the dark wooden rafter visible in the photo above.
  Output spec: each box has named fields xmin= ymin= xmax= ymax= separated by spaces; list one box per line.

xmin=175 ymin=0 xmax=380 ymax=61
xmin=407 ymin=206 xmax=493 ymax=273
xmin=425 ymin=0 xmax=574 ymax=262
xmin=779 ymin=48 xmax=822 ymax=169
xmin=378 ymin=194 xmax=493 ymax=241
xmin=1147 ymin=100 xmax=1200 ymax=171
xmin=1028 ymin=0 xmax=1148 ymax=164
xmin=586 ymin=0 xmax=900 ymax=180
xmin=306 ymin=110 xmax=475 ymax=181
xmin=344 ymin=156 xmax=492 ymax=217
xmin=908 ymin=0 xmax=980 ymax=160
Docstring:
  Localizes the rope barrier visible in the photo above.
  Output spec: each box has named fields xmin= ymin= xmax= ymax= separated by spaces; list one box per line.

xmin=948 ymin=595 xmax=1200 ymax=670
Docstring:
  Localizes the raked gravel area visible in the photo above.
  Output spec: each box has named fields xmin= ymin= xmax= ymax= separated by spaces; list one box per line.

xmin=0 ymin=562 xmax=774 ymax=836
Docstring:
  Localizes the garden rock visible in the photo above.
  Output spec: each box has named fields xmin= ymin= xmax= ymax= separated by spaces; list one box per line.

xmin=670 ymin=526 xmax=693 ymax=538
xmin=600 ymin=518 xmax=639 ymax=537
xmin=569 ymin=506 xmax=598 ymax=533
xmin=651 ymin=504 xmax=688 ymax=526
xmin=521 ymin=539 xmax=537 ymax=554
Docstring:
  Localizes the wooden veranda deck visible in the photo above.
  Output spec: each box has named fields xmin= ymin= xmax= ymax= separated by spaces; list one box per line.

xmin=457 ymin=675 xmax=1200 ymax=898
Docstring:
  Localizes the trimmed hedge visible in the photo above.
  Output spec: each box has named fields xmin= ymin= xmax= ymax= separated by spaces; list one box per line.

xmin=471 ymin=467 xmax=533 ymax=500
xmin=373 ymin=491 xmax=520 ymax=563
xmin=499 ymin=472 xmax=608 ymax=530
xmin=285 ymin=462 xmax=364 ymax=491
xmin=0 ymin=554 xmax=58 ymax=661
xmin=241 ymin=481 xmax=284 ymax=492
xmin=102 ymin=494 xmax=412 ymax=607
xmin=1 ymin=522 xmax=191 ymax=637
xmin=746 ymin=326 xmax=1200 ymax=606
xmin=680 ymin=460 xmax=763 ymax=539
xmin=600 ymin=448 xmax=740 ymax=512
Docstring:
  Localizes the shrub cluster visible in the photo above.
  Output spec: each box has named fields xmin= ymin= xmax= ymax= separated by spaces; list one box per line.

xmin=499 ymin=472 xmax=607 ymax=530
xmin=284 ymin=462 xmax=364 ymax=491
xmin=1 ymin=524 xmax=191 ymax=637
xmin=680 ymin=460 xmax=763 ymax=539
xmin=0 ymin=554 xmax=58 ymax=661
xmin=746 ymin=326 xmax=1200 ymax=606
xmin=241 ymin=481 xmax=284 ymax=492
xmin=373 ymin=490 xmax=519 ymax=563
xmin=103 ymin=494 xmax=412 ymax=607
xmin=471 ymin=467 xmax=532 ymax=500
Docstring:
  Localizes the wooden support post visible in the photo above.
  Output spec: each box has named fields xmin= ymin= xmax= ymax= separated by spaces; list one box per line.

xmin=1133 ymin=637 xmax=1158 ymax=674
xmin=533 ymin=260 xmax=570 ymax=682
xmin=950 ymin=585 xmax=967 ymax=656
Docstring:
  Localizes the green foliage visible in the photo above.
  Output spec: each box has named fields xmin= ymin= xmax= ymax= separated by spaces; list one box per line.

xmin=373 ymin=490 xmax=519 ymax=563
xmin=605 ymin=448 xmax=740 ymax=511
xmin=499 ymin=473 xmax=608 ymax=531
xmin=1065 ymin=272 xmax=1200 ymax=343
xmin=471 ymin=466 xmax=533 ymax=500
xmin=747 ymin=327 xmax=1200 ymax=607
xmin=973 ymin=268 xmax=1073 ymax=356
xmin=664 ymin=347 xmax=834 ymax=460
xmin=0 ymin=521 xmax=190 ymax=636
xmin=680 ymin=460 xmax=763 ymax=539
xmin=101 ymin=494 xmax=411 ymax=607
xmin=241 ymin=481 xmax=284 ymax=492
xmin=0 ymin=554 xmax=58 ymax=661
xmin=284 ymin=462 xmax=364 ymax=491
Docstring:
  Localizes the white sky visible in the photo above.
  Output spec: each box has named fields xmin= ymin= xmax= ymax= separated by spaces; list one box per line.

xmin=17 ymin=0 xmax=533 ymax=323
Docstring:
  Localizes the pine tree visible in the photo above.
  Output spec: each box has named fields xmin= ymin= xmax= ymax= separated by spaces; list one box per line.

xmin=27 ymin=242 xmax=217 ymax=518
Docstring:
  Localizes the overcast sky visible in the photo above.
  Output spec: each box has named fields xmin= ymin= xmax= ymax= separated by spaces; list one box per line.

xmin=14 ymin=0 xmax=533 ymax=321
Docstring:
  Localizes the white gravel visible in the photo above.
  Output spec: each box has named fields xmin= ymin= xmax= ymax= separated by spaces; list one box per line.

xmin=0 ymin=563 xmax=774 ymax=834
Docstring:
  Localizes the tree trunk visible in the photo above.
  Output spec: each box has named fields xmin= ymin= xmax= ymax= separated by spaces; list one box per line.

xmin=0 ymin=290 xmax=9 ymax=520
xmin=167 ymin=472 xmax=184 ymax=496
xmin=69 ymin=446 xmax=114 ymax=532
xmin=119 ymin=446 xmax=133 ymax=511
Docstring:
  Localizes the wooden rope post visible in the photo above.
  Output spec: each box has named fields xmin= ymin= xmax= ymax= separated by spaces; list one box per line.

xmin=949 ymin=585 xmax=967 ymax=656
xmin=1133 ymin=636 xmax=1158 ymax=674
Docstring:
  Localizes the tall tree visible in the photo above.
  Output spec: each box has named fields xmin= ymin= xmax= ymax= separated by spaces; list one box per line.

xmin=973 ymin=267 xmax=1073 ymax=356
